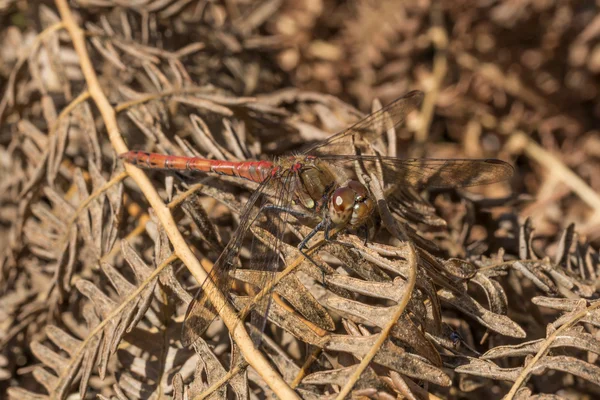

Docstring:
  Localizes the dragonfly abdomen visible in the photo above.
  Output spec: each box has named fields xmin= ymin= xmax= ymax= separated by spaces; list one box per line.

xmin=119 ymin=151 xmax=274 ymax=183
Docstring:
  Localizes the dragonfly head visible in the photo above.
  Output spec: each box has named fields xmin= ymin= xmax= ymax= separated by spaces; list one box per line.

xmin=328 ymin=180 xmax=374 ymax=228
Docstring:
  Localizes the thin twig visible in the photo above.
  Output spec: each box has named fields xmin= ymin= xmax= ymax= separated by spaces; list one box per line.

xmin=48 ymin=90 xmax=91 ymax=137
xmin=334 ymin=242 xmax=418 ymax=399
xmin=115 ymin=88 xmax=255 ymax=113
xmin=54 ymin=1 xmax=298 ymax=398
xmin=57 ymin=170 xmax=128 ymax=250
xmin=291 ymin=346 xmax=322 ymax=389
xmin=83 ymin=253 xmax=178 ymax=342
xmin=168 ymin=182 xmax=206 ymax=209
xmin=477 ymin=258 xmax=545 ymax=272
xmin=505 ymin=299 xmax=600 ymax=399
xmin=194 ymin=361 xmax=248 ymax=400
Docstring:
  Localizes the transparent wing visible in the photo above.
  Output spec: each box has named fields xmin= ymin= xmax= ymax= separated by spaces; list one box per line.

xmin=319 ymin=155 xmax=514 ymax=188
xmin=181 ymin=178 xmax=267 ymax=347
xmin=303 ymin=90 xmax=424 ymax=156
xmin=248 ymin=171 xmax=295 ymax=345
xmin=182 ymin=173 xmax=295 ymax=347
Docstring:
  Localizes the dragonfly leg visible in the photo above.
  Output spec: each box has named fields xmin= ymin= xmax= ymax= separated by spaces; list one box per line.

xmin=297 ymin=220 xmax=330 ymax=285
xmin=298 ymin=219 xmax=326 ymax=251
xmin=261 ymin=204 xmax=311 ymax=219
xmin=298 ymin=247 xmax=327 ymax=285
xmin=261 ymin=204 xmax=329 ymax=284
xmin=360 ymin=224 xmax=369 ymax=246
xmin=323 ymin=219 xmax=332 ymax=241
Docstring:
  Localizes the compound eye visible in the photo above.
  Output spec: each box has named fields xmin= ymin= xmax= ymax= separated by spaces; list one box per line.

xmin=351 ymin=198 xmax=374 ymax=226
xmin=347 ymin=181 xmax=369 ymax=199
xmin=331 ymin=187 xmax=355 ymax=212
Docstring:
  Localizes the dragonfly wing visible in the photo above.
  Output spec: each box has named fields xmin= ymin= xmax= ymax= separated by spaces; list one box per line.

xmin=319 ymin=155 xmax=514 ymax=188
xmin=303 ymin=91 xmax=423 ymax=156
xmin=247 ymin=172 xmax=295 ymax=345
xmin=182 ymin=172 xmax=297 ymax=347
xmin=182 ymin=177 xmax=272 ymax=347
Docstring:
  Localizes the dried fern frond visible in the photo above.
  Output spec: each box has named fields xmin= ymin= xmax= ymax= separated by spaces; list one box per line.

xmin=1 ymin=1 xmax=600 ymax=400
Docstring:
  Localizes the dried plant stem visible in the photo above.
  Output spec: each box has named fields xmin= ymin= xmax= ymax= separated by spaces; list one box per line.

xmin=54 ymin=1 xmax=298 ymax=398
xmin=508 ymin=132 xmax=600 ymax=221
xmin=478 ymin=258 xmax=545 ymax=272
xmin=168 ymin=182 xmax=206 ymax=209
xmin=95 ymin=253 xmax=178 ymax=336
xmin=194 ymin=362 xmax=248 ymax=400
xmin=505 ymin=299 xmax=600 ymax=399
xmin=291 ymin=346 xmax=322 ymax=388
xmin=335 ymin=242 xmax=418 ymax=400
xmin=49 ymin=90 xmax=91 ymax=136
xmin=57 ymin=171 xmax=128 ymax=250
xmin=115 ymin=89 xmax=254 ymax=113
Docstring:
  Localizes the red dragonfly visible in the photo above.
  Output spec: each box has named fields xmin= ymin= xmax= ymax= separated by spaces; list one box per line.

xmin=120 ymin=90 xmax=513 ymax=346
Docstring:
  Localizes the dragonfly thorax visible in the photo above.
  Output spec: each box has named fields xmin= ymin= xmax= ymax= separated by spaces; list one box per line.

xmin=290 ymin=157 xmax=375 ymax=229
xmin=291 ymin=158 xmax=338 ymax=212
xmin=328 ymin=180 xmax=374 ymax=228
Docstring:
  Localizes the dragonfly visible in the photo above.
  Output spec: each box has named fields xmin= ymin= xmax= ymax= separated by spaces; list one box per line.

xmin=120 ymin=90 xmax=514 ymax=346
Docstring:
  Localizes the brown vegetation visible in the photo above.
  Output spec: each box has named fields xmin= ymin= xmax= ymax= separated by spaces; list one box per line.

xmin=1 ymin=1 xmax=599 ymax=399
